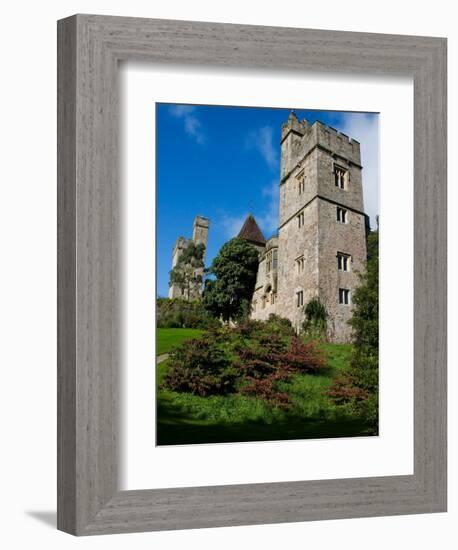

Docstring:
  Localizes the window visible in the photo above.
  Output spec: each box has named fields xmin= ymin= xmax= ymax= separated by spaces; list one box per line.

xmin=253 ymin=300 xmax=257 ymax=312
xmin=266 ymin=256 xmax=271 ymax=274
xmin=297 ymin=211 xmax=305 ymax=228
xmin=265 ymin=249 xmax=278 ymax=273
xmin=295 ymin=256 xmax=304 ymax=274
xmin=337 ymin=252 xmax=351 ymax=272
xmin=338 ymin=288 xmax=350 ymax=305
xmin=296 ymin=290 xmax=304 ymax=307
xmin=297 ymin=171 xmax=305 ymax=195
xmin=336 ymin=207 xmax=347 ymax=223
xmin=271 ymin=292 xmax=277 ymax=305
xmin=334 ymin=165 xmax=348 ymax=189
xmin=262 ymin=296 xmax=266 ymax=309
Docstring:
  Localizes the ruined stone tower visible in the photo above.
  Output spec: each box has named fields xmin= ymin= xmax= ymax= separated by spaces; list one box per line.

xmin=251 ymin=112 xmax=368 ymax=342
xmin=168 ymin=216 xmax=210 ymax=299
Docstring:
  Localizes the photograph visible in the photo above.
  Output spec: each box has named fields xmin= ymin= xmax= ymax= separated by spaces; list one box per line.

xmin=1 ymin=3 xmax=448 ymax=544
xmin=156 ymin=103 xmax=379 ymax=446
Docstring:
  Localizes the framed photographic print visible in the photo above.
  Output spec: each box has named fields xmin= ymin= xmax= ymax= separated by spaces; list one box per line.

xmin=57 ymin=14 xmax=447 ymax=535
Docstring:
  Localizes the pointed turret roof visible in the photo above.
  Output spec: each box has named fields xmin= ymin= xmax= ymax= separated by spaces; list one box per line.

xmin=237 ymin=214 xmax=266 ymax=246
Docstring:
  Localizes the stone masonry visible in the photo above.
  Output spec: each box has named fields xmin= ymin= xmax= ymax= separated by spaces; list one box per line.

xmin=168 ymin=216 xmax=210 ymax=299
xmin=250 ymin=113 xmax=368 ymax=342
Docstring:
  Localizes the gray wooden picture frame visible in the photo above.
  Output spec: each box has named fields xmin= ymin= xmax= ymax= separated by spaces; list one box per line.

xmin=57 ymin=14 xmax=447 ymax=536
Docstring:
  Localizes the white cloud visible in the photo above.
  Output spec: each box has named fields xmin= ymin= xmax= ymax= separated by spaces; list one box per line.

xmin=337 ymin=113 xmax=379 ymax=230
xmin=245 ymin=126 xmax=278 ymax=170
xmin=168 ymin=104 xmax=206 ymax=145
xmin=219 ymin=213 xmax=248 ymax=240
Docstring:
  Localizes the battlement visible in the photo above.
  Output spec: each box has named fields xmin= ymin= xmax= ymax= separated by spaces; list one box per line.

xmin=281 ymin=111 xmax=308 ymax=142
xmin=323 ymin=124 xmax=359 ymax=146
xmin=281 ymin=115 xmax=361 ymax=180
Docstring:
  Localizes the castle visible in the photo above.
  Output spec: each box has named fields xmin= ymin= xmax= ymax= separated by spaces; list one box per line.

xmin=169 ymin=113 xmax=368 ymax=343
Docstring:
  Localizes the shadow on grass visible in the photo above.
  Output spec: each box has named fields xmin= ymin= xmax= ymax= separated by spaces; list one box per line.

xmin=157 ymin=398 xmax=372 ymax=446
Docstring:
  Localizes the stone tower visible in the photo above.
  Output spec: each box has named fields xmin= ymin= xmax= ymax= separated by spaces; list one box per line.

xmin=192 ymin=215 xmax=210 ymax=247
xmin=251 ymin=112 xmax=368 ymax=342
xmin=168 ymin=216 xmax=210 ymax=299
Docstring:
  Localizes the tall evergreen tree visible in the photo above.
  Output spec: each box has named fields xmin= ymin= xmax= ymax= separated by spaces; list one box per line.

xmin=328 ymin=225 xmax=379 ymax=434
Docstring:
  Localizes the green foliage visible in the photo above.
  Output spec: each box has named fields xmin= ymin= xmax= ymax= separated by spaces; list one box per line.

xmin=161 ymin=318 xmax=325 ymax=408
xmin=164 ymin=336 xmax=237 ymax=397
xmin=157 ymin=297 xmax=217 ymax=329
xmin=267 ymin=314 xmax=293 ymax=333
xmin=351 ymin=229 xmax=379 ymax=350
xmin=202 ymin=238 xmax=259 ymax=322
xmin=169 ymin=241 xmax=206 ymax=299
xmin=157 ymin=338 xmax=371 ymax=445
xmin=302 ymin=298 xmax=328 ymax=340
xmin=327 ymin=228 xmax=379 ymax=434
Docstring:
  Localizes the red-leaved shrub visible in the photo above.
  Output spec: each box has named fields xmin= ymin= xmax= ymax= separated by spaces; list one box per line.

xmin=326 ymin=374 xmax=368 ymax=405
xmin=280 ymin=335 xmax=326 ymax=373
xmin=236 ymin=335 xmax=325 ymax=408
xmin=161 ymin=322 xmax=326 ymax=408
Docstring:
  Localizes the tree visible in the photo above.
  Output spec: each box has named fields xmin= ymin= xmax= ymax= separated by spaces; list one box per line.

xmin=327 ymin=225 xmax=379 ymax=434
xmin=169 ymin=242 xmax=206 ymax=299
xmin=202 ymin=238 xmax=259 ymax=322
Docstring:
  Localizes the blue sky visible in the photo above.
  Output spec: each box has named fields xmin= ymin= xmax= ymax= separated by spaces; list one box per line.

xmin=156 ymin=103 xmax=379 ymax=297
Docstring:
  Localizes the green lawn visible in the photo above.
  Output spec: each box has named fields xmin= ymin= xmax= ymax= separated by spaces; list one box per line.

xmin=156 ymin=334 xmax=371 ymax=445
xmin=156 ymin=328 xmax=205 ymax=356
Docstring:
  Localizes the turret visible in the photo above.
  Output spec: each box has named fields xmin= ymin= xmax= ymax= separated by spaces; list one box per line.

xmin=280 ymin=112 xmax=308 ymax=179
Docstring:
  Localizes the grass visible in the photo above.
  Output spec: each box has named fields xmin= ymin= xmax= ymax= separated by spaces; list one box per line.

xmin=156 ymin=331 xmax=371 ymax=445
xmin=156 ymin=328 xmax=205 ymax=356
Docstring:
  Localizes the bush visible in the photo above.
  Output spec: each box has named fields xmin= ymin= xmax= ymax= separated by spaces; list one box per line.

xmin=281 ymin=335 xmax=326 ymax=374
xmin=163 ymin=336 xmax=237 ymax=397
xmin=236 ymin=332 xmax=325 ymax=408
xmin=161 ymin=318 xmax=326 ymax=409
xmin=157 ymin=298 xmax=217 ymax=329
xmin=326 ymin=228 xmax=379 ymax=434
xmin=302 ymin=298 xmax=328 ymax=340
xmin=266 ymin=314 xmax=294 ymax=337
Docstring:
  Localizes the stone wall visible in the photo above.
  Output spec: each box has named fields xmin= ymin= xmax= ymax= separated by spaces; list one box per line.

xmin=252 ymin=238 xmax=279 ymax=321
xmin=316 ymin=198 xmax=367 ymax=342
xmin=279 ymin=148 xmax=319 ymax=226
xmin=275 ymin=199 xmax=320 ymax=330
